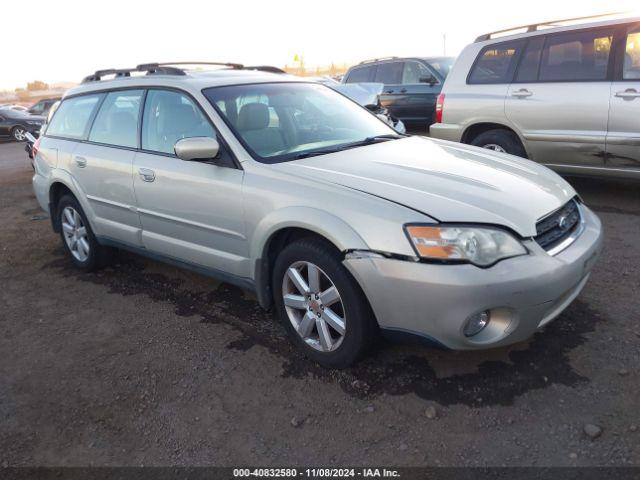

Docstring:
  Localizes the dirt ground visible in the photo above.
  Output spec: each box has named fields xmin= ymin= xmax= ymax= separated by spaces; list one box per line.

xmin=0 ymin=140 xmax=638 ymax=467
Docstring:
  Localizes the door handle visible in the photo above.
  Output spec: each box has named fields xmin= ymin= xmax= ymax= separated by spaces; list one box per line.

xmin=399 ymin=88 xmax=407 ymax=93
xmin=138 ymin=168 xmax=156 ymax=182
xmin=511 ymin=89 xmax=533 ymax=98
xmin=615 ymin=89 xmax=640 ymax=99
xmin=75 ymin=156 xmax=87 ymax=168
xmin=385 ymin=89 xmax=394 ymax=94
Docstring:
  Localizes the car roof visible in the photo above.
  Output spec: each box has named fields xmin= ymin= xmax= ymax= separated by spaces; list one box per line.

xmin=64 ymin=69 xmax=303 ymax=99
xmin=475 ymin=14 xmax=640 ymax=45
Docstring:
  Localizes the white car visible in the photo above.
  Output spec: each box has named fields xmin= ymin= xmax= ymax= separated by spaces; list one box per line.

xmin=32 ymin=62 xmax=602 ymax=368
xmin=431 ymin=14 xmax=640 ymax=179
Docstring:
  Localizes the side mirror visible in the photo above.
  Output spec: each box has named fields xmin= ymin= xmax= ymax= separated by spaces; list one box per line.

xmin=419 ymin=75 xmax=438 ymax=85
xmin=364 ymin=103 xmax=379 ymax=112
xmin=174 ymin=136 xmax=220 ymax=161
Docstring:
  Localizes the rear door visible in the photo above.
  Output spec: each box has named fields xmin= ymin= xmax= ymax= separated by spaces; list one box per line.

xmin=70 ymin=90 xmax=144 ymax=247
xmin=132 ymin=89 xmax=247 ymax=278
xmin=505 ymin=27 xmax=615 ymax=168
xmin=375 ymin=61 xmax=405 ymax=119
xmin=606 ymin=22 xmax=640 ymax=170
xmin=398 ymin=60 xmax=441 ymax=124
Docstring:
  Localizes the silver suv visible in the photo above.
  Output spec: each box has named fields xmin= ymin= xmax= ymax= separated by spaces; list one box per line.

xmin=32 ymin=62 xmax=602 ymax=368
xmin=431 ymin=15 xmax=640 ymax=179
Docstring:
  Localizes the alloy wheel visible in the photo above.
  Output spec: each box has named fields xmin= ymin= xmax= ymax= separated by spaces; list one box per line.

xmin=61 ymin=206 xmax=90 ymax=262
xmin=282 ymin=261 xmax=346 ymax=352
xmin=482 ymin=143 xmax=506 ymax=153
xmin=13 ymin=128 xmax=26 ymax=141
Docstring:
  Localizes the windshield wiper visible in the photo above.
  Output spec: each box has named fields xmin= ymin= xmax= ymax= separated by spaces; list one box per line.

xmin=292 ymin=134 xmax=404 ymax=160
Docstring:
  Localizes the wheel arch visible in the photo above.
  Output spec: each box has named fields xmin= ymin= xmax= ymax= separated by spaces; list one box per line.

xmin=461 ymin=122 xmax=529 ymax=158
xmin=250 ymin=208 xmax=368 ymax=309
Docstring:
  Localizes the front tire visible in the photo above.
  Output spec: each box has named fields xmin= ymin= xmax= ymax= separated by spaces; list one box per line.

xmin=12 ymin=126 xmax=27 ymax=142
xmin=470 ymin=129 xmax=527 ymax=158
xmin=272 ymin=238 xmax=376 ymax=368
xmin=57 ymin=194 xmax=111 ymax=272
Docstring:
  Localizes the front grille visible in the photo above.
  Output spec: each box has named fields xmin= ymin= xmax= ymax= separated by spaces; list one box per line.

xmin=534 ymin=199 xmax=581 ymax=252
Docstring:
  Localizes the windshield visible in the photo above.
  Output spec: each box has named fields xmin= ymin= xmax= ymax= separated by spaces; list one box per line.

xmin=427 ymin=57 xmax=455 ymax=78
xmin=203 ymin=82 xmax=395 ymax=163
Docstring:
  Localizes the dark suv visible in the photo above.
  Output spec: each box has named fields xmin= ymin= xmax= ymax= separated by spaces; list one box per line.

xmin=343 ymin=56 xmax=454 ymax=129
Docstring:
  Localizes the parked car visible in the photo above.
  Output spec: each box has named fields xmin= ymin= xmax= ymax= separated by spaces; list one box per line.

xmin=28 ymin=97 xmax=61 ymax=117
xmin=309 ymin=78 xmax=406 ymax=133
xmin=33 ymin=62 xmax=602 ymax=368
xmin=0 ymin=104 xmax=28 ymax=112
xmin=430 ymin=15 xmax=640 ymax=179
xmin=343 ymin=56 xmax=454 ymax=129
xmin=0 ymin=108 xmax=45 ymax=141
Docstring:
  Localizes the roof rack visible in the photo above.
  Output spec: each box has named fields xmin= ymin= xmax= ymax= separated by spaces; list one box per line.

xmin=358 ymin=56 xmax=398 ymax=65
xmin=243 ymin=65 xmax=286 ymax=74
xmin=82 ymin=62 xmax=287 ymax=83
xmin=474 ymin=12 xmax=626 ymax=42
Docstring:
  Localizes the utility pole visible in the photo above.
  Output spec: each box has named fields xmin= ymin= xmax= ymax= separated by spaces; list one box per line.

xmin=443 ymin=34 xmax=447 ymax=56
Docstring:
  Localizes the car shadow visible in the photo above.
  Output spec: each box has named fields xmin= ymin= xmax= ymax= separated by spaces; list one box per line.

xmin=44 ymin=248 xmax=604 ymax=407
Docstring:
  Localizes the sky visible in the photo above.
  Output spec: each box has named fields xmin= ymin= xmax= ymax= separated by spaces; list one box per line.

xmin=1 ymin=0 xmax=638 ymax=91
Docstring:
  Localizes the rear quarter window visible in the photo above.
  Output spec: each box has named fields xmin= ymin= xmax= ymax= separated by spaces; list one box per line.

xmin=46 ymin=94 xmax=103 ymax=139
xmin=468 ymin=40 xmax=524 ymax=84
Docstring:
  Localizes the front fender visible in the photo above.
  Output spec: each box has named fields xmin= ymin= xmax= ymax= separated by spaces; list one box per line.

xmin=249 ymin=206 xmax=368 ymax=261
xmin=249 ymin=206 xmax=369 ymax=309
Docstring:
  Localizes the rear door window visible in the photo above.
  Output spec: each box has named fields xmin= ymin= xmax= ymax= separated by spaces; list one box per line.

xmin=539 ymin=28 xmax=613 ymax=82
xmin=345 ymin=65 xmax=373 ymax=83
xmin=88 ymin=90 xmax=143 ymax=148
xmin=515 ymin=37 xmax=545 ymax=82
xmin=46 ymin=94 xmax=103 ymax=139
xmin=468 ymin=40 xmax=524 ymax=84
xmin=374 ymin=62 xmax=403 ymax=84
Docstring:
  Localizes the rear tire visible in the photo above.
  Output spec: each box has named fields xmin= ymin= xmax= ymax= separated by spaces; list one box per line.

xmin=57 ymin=194 xmax=112 ymax=272
xmin=272 ymin=238 xmax=376 ymax=368
xmin=470 ymin=129 xmax=527 ymax=158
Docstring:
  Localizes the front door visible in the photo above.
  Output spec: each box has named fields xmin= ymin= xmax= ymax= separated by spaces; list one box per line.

xmin=397 ymin=60 xmax=441 ymax=125
xmin=505 ymin=27 xmax=615 ymax=169
xmin=606 ymin=23 xmax=640 ymax=170
xmin=132 ymin=89 xmax=248 ymax=278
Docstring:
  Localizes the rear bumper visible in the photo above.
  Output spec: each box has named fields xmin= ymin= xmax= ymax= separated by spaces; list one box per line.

xmin=344 ymin=205 xmax=603 ymax=350
xmin=429 ymin=123 xmax=463 ymax=143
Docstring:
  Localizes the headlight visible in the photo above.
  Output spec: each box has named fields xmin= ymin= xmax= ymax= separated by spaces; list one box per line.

xmin=405 ymin=225 xmax=527 ymax=267
xmin=26 ymin=120 xmax=41 ymax=125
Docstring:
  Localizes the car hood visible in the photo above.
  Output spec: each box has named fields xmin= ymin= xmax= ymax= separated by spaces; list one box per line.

xmin=273 ymin=136 xmax=576 ymax=237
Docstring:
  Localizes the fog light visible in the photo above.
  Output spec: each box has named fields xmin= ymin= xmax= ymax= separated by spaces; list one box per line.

xmin=464 ymin=310 xmax=490 ymax=337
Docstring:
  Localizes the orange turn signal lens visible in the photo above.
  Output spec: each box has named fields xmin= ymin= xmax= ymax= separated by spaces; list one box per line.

xmin=405 ymin=226 xmax=456 ymax=259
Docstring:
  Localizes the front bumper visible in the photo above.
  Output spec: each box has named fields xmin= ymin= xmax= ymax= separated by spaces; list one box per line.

xmin=344 ymin=205 xmax=603 ymax=350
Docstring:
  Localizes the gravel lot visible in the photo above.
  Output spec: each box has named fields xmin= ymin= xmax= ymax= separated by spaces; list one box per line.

xmin=1 ymin=140 xmax=638 ymax=467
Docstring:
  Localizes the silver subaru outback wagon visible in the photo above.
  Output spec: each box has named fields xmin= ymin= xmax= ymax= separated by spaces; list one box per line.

xmin=32 ymin=62 xmax=603 ymax=368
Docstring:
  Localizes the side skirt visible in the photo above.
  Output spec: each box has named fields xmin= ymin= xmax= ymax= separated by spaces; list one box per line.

xmin=96 ymin=236 xmax=256 ymax=294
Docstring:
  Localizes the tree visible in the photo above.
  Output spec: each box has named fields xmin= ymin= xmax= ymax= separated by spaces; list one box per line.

xmin=27 ymin=80 xmax=49 ymax=91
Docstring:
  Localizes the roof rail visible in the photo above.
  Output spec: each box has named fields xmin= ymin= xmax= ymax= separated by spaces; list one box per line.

xmin=243 ymin=65 xmax=286 ymax=74
xmin=474 ymin=12 xmax=627 ymax=42
xmin=139 ymin=61 xmax=245 ymax=70
xmin=82 ymin=61 xmax=247 ymax=83
xmin=358 ymin=56 xmax=398 ymax=65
